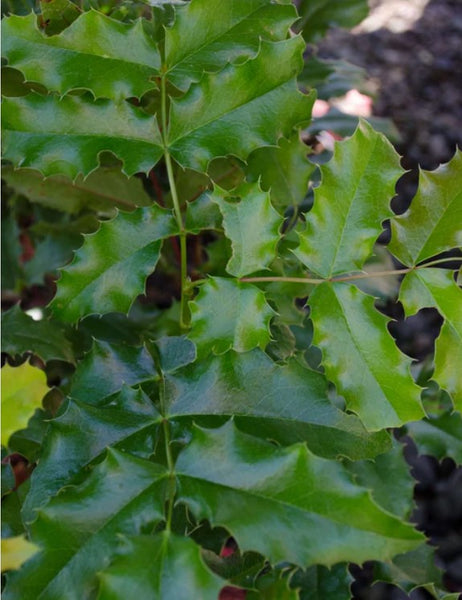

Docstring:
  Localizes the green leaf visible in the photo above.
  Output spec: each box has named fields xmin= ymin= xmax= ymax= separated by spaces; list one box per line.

xmin=39 ymin=0 xmax=81 ymax=35
xmin=176 ymin=422 xmax=424 ymax=567
xmin=164 ymin=0 xmax=297 ymax=91
xmin=296 ymin=0 xmax=369 ymax=42
xmin=1 ymin=362 xmax=49 ymax=448
xmin=1 ymin=536 xmax=38 ymax=573
xmin=210 ymin=182 xmax=282 ymax=277
xmin=290 ymin=563 xmax=352 ymax=600
xmin=399 ymin=269 xmax=462 ymax=408
xmin=2 ymin=11 xmax=160 ymax=100
xmin=246 ymin=133 xmax=314 ymax=213
xmin=3 ymin=450 xmax=167 ymax=600
xmin=97 ymin=533 xmax=223 ymax=599
xmin=50 ymin=205 xmax=176 ymax=322
xmin=2 ymin=166 xmax=152 ymax=214
xmin=166 ymin=349 xmax=391 ymax=460
xmin=1 ymin=304 xmax=75 ymax=364
xmin=294 ymin=120 xmax=403 ymax=278
xmin=2 ymin=93 xmax=163 ymax=178
xmin=22 ymin=386 xmax=160 ymax=523
xmin=167 ymin=38 xmax=315 ymax=172
xmin=309 ymin=282 xmax=424 ymax=430
xmin=70 ymin=341 xmax=156 ymax=402
xmin=389 ymin=150 xmax=462 ymax=266
xmin=406 ymin=411 xmax=462 ymax=464
xmin=184 ymin=193 xmax=223 ymax=233
xmin=188 ymin=277 xmax=275 ymax=355
xmin=1 ymin=210 xmax=23 ymax=291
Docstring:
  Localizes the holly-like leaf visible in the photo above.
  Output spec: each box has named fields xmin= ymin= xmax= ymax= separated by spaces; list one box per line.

xmin=1 ymin=304 xmax=75 ymax=364
xmin=308 ymin=282 xmax=424 ymax=430
xmin=290 ymin=564 xmax=352 ymax=600
xmin=166 ymin=349 xmax=391 ymax=460
xmin=246 ymin=133 xmax=314 ymax=213
xmin=50 ymin=205 xmax=176 ymax=322
xmin=2 ymin=94 xmax=163 ymax=178
xmin=294 ymin=120 xmax=403 ymax=278
xmin=399 ymin=269 xmax=462 ymax=408
xmin=97 ymin=533 xmax=223 ymax=599
xmin=188 ymin=278 xmax=275 ymax=355
xmin=167 ymin=38 xmax=315 ymax=172
xmin=164 ymin=0 xmax=297 ymax=90
xmin=389 ymin=150 xmax=462 ymax=266
xmin=2 ymin=166 xmax=152 ymax=214
xmin=1 ymin=536 xmax=38 ymax=573
xmin=296 ymin=0 xmax=369 ymax=42
xmin=406 ymin=412 xmax=462 ymax=464
xmin=39 ymin=0 xmax=81 ymax=35
xmin=2 ymin=11 xmax=160 ymax=100
xmin=1 ymin=362 xmax=49 ymax=448
xmin=3 ymin=450 xmax=167 ymax=600
xmin=176 ymin=422 xmax=424 ymax=567
xmin=210 ymin=182 xmax=282 ymax=277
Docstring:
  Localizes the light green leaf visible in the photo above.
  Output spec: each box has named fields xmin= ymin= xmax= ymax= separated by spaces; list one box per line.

xmin=389 ymin=150 xmax=462 ymax=266
xmin=1 ymin=304 xmax=75 ymax=364
xmin=399 ymin=268 xmax=462 ymax=408
xmin=1 ymin=363 xmax=49 ymax=447
xmin=3 ymin=450 xmax=167 ymax=600
xmin=2 ymin=93 xmax=163 ymax=178
xmin=97 ymin=533 xmax=223 ymax=599
xmin=176 ymin=422 xmax=424 ymax=567
xmin=168 ymin=38 xmax=315 ymax=172
xmin=294 ymin=120 xmax=403 ymax=278
xmin=188 ymin=277 xmax=275 ymax=355
xmin=166 ymin=349 xmax=391 ymax=460
xmin=2 ymin=11 xmax=160 ymax=100
xmin=39 ymin=0 xmax=81 ymax=35
xmin=296 ymin=0 xmax=369 ymax=42
xmin=164 ymin=0 xmax=297 ymax=90
xmin=210 ymin=182 xmax=282 ymax=277
xmin=1 ymin=536 xmax=38 ymax=573
xmin=406 ymin=411 xmax=462 ymax=464
xmin=70 ymin=341 xmax=156 ymax=402
xmin=50 ymin=205 xmax=176 ymax=322
xmin=247 ymin=133 xmax=314 ymax=213
xmin=309 ymin=282 xmax=424 ymax=430
xmin=2 ymin=166 xmax=152 ymax=214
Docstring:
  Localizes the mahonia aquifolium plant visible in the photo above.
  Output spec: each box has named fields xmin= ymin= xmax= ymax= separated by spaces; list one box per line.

xmin=1 ymin=0 xmax=462 ymax=598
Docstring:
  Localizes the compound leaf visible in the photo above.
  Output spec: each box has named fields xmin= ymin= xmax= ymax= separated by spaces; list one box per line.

xmin=309 ymin=282 xmax=424 ymax=430
xmin=188 ymin=277 xmax=275 ymax=355
xmin=399 ymin=268 xmax=462 ymax=408
xmin=210 ymin=182 xmax=282 ymax=277
xmin=176 ymin=422 xmax=424 ymax=567
xmin=50 ymin=206 xmax=176 ymax=322
xmin=2 ymin=11 xmax=160 ymax=100
xmin=389 ymin=150 xmax=462 ymax=266
xmin=294 ymin=120 xmax=403 ymax=278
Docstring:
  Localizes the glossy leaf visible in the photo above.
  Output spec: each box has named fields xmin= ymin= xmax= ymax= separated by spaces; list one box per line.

xmin=168 ymin=38 xmax=315 ymax=172
xmin=3 ymin=450 xmax=167 ymax=600
xmin=400 ymin=269 xmax=462 ymax=408
xmin=1 ymin=363 xmax=48 ymax=447
xmin=309 ymin=282 xmax=424 ymax=430
xmin=1 ymin=536 xmax=38 ymax=573
xmin=294 ymin=120 xmax=403 ymax=278
xmin=22 ymin=386 xmax=160 ymax=523
xmin=296 ymin=0 xmax=369 ymax=42
xmin=176 ymin=422 xmax=424 ymax=567
xmin=290 ymin=564 xmax=352 ymax=600
xmin=2 ymin=94 xmax=163 ymax=178
xmin=406 ymin=412 xmax=462 ymax=464
xmin=164 ymin=0 xmax=297 ymax=90
xmin=188 ymin=278 xmax=275 ymax=355
xmin=1 ymin=304 xmax=75 ymax=364
xmin=166 ymin=349 xmax=391 ymax=460
xmin=50 ymin=206 xmax=176 ymax=322
xmin=2 ymin=11 xmax=160 ymax=100
xmin=389 ymin=150 xmax=462 ymax=266
xmin=210 ymin=182 xmax=282 ymax=277
xmin=97 ymin=533 xmax=223 ymax=599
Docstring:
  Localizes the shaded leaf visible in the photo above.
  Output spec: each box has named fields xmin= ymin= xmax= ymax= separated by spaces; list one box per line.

xmin=309 ymin=282 xmax=424 ymax=430
xmin=39 ymin=0 xmax=81 ymax=35
xmin=176 ymin=422 xmax=424 ymax=567
xmin=399 ymin=268 xmax=462 ymax=408
xmin=2 ymin=11 xmax=160 ymax=100
xmin=188 ymin=278 xmax=275 ymax=355
xmin=294 ymin=120 xmax=403 ymax=278
xmin=1 ymin=362 xmax=49 ymax=447
xmin=97 ymin=533 xmax=223 ymax=599
xmin=2 ymin=304 xmax=75 ymax=364
xmin=210 ymin=182 xmax=282 ymax=277
xmin=184 ymin=193 xmax=223 ymax=233
xmin=290 ymin=563 xmax=352 ymax=600
xmin=389 ymin=150 xmax=462 ymax=266
xmin=296 ymin=0 xmax=369 ymax=42
xmin=1 ymin=536 xmax=38 ymax=573
xmin=406 ymin=411 xmax=462 ymax=464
